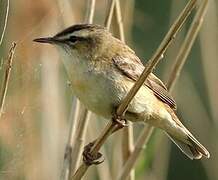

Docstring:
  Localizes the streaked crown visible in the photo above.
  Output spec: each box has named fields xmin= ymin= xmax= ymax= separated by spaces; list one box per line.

xmin=54 ymin=24 xmax=109 ymax=46
xmin=55 ymin=24 xmax=105 ymax=39
xmin=34 ymin=24 xmax=110 ymax=47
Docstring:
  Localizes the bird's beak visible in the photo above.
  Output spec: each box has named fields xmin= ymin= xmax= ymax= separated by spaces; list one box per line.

xmin=33 ymin=37 xmax=60 ymax=44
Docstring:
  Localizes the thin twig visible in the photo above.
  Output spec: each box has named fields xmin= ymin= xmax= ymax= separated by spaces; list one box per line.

xmin=114 ymin=1 xmax=134 ymax=180
xmin=88 ymin=118 xmax=112 ymax=180
xmin=60 ymin=99 xmax=81 ymax=180
xmin=122 ymin=0 xmax=135 ymax=42
xmin=0 ymin=0 xmax=10 ymax=46
xmin=117 ymin=0 xmax=208 ymax=179
xmin=85 ymin=0 xmax=96 ymax=24
xmin=0 ymin=42 xmax=16 ymax=119
xmin=72 ymin=0 xmax=197 ymax=179
xmin=114 ymin=0 xmax=125 ymax=42
xmin=117 ymin=125 xmax=153 ymax=180
xmin=166 ymin=0 xmax=208 ymax=89
xmin=104 ymin=0 xmax=116 ymax=29
xmin=70 ymin=109 xmax=91 ymax=175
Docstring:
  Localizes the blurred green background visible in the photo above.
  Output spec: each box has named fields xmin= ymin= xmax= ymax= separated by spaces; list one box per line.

xmin=0 ymin=0 xmax=217 ymax=180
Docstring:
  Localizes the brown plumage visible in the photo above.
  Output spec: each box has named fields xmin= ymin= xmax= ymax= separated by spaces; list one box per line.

xmin=34 ymin=23 xmax=210 ymax=159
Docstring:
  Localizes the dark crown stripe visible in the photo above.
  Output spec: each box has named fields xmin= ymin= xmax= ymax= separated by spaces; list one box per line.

xmin=54 ymin=24 xmax=105 ymax=37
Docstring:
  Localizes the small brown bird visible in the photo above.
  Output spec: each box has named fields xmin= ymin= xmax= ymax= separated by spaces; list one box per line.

xmin=34 ymin=24 xmax=210 ymax=159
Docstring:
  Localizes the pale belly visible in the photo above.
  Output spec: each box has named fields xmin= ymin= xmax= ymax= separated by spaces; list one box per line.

xmin=59 ymin=50 xmax=157 ymax=121
xmin=69 ymin=67 xmax=158 ymax=122
xmin=70 ymin=69 xmax=125 ymax=118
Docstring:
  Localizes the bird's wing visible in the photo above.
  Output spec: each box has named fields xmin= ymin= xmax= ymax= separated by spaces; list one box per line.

xmin=112 ymin=55 xmax=177 ymax=110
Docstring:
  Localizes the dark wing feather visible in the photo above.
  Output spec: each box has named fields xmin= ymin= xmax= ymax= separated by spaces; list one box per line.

xmin=113 ymin=56 xmax=177 ymax=110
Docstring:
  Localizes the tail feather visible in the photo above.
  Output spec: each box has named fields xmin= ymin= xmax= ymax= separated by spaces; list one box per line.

xmin=167 ymin=132 xmax=210 ymax=160
xmin=187 ymin=134 xmax=210 ymax=158
xmin=163 ymin=105 xmax=210 ymax=159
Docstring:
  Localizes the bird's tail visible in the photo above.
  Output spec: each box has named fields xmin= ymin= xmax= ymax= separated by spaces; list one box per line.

xmin=166 ymin=131 xmax=210 ymax=159
xmin=162 ymin=105 xmax=210 ymax=159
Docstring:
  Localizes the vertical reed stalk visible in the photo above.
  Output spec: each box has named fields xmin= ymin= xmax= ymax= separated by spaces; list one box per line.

xmin=0 ymin=0 xmax=9 ymax=46
xmin=0 ymin=0 xmax=11 ymax=119
xmin=104 ymin=0 xmax=116 ymax=29
xmin=114 ymin=1 xmax=135 ymax=180
xmin=0 ymin=42 xmax=16 ymax=119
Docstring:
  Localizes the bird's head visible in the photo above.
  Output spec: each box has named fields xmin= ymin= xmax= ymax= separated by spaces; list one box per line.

xmin=34 ymin=24 xmax=114 ymax=59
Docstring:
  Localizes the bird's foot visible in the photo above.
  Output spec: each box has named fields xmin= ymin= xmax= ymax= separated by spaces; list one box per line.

xmin=112 ymin=113 xmax=128 ymax=131
xmin=83 ymin=142 xmax=104 ymax=166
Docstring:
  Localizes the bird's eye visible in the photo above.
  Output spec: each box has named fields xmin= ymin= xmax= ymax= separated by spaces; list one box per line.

xmin=68 ymin=36 xmax=78 ymax=43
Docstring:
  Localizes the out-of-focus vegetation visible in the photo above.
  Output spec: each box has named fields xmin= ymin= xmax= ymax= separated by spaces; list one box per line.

xmin=0 ymin=0 xmax=217 ymax=180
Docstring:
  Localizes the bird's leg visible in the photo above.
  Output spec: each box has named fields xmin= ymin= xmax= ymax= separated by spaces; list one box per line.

xmin=111 ymin=112 xmax=129 ymax=133
xmin=112 ymin=114 xmax=128 ymax=127
xmin=112 ymin=107 xmax=129 ymax=127
xmin=82 ymin=113 xmax=128 ymax=165
xmin=82 ymin=141 xmax=104 ymax=165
